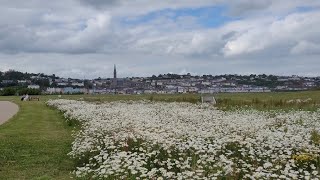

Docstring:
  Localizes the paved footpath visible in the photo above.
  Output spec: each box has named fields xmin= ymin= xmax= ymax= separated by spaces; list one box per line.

xmin=0 ymin=101 xmax=19 ymax=125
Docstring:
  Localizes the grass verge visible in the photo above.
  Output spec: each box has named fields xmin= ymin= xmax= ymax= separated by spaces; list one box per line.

xmin=0 ymin=97 xmax=74 ymax=179
xmin=42 ymin=90 xmax=320 ymax=111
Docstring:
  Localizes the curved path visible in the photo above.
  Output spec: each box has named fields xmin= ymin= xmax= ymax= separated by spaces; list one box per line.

xmin=0 ymin=101 xmax=19 ymax=125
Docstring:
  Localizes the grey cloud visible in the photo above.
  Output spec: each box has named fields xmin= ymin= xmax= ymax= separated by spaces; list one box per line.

xmin=75 ymin=0 xmax=320 ymax=18
xmin=291 ymin=41 xmax=320 ymax=55
xmin=221 ymin=31 xmax=237 ymax=40
xmin=0 ymin=0 xmax=320 ymax=77
xmin=77 ymin=0 xmax=120 ymax=9
xmin=76 ymin=0 xmax=217 ymax=16
xmin=226 ymin=0 xmax=272 ymax=16
xmin=1 ymin=52 xmax=320 ymax=79
xmin=224 ymin=0 xmax=320 ymax=17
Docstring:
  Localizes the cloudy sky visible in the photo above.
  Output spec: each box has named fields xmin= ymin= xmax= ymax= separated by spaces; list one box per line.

xmin=0 ymin=0 xmax=320 ymax=78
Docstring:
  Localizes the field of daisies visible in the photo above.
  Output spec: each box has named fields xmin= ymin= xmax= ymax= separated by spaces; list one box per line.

xmin=47 ymin=99 xmax=320 ymax=179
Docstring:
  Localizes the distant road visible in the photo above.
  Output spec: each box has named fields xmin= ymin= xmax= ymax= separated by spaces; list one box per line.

xmin=0 ymin=101 xmax=19 ymax=125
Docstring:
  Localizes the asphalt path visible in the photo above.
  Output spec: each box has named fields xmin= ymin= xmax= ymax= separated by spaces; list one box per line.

xmin=0 ymin=101 xmax=19 ymax=125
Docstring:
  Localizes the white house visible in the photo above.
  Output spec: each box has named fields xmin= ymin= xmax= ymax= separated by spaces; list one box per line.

xmin=71 ymin=82 xmax=85 ymax=87
xmin=46 ymin=87 xmax=63 ymax=94
xmin=28 ymin=85 xmax=40 ymax=89
xmin=18 ymin=80 xmax=28 ymax=84
xmin=57 ymin=82 xmax=68 ymax=86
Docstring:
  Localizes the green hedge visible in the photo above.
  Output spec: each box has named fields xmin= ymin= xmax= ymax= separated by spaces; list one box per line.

xmin=0 ymin=87 xmax=41 ymax=96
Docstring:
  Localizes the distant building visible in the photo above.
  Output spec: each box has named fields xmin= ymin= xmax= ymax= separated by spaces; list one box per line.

xmin=114 ymin=64 xmax=117 ymax=79
xmin=46 ymin=87 xmax=63 ymax=94
xmin=18 ymin=80 xmax=28 ymax=84
xmin=63 ymin=87 xmax=87 ymax=94
xmin=57 ymin=82 xmax=68 ymax=86
xmin=112 ymin=64 xmax=118 ymax=89
xmin=28 ymin=85 xmax=40 ymax=89
xmin=2 ymin=80 xmax=14 ymax=84
xmin=71 ymin=82 xmax=84 ymax=87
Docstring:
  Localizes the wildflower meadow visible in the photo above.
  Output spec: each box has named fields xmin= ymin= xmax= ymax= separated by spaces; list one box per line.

xmin=47 ymin=99 xmax=320 ymax=179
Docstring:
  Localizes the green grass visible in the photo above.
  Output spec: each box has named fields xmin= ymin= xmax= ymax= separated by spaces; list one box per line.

xmin=0 ymin=97 xmax=75 ymax=179
xmin=216 ymin=90 xmax=320 ymax=111
xmin=311 ymin=129 xmax=320 ymax=146
xmin=42 ymin=90 xmax=320 ymax=111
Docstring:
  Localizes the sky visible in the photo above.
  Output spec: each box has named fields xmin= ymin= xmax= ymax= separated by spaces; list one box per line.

xmin=0 ymin=0 xmax=320 ymax=78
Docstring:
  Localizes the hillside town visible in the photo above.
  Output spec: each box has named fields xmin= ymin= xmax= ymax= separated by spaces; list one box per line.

xmin=0 ymin=66 xmax=320 ymax=95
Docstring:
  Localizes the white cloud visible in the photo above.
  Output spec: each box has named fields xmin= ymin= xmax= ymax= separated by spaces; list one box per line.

xmin=222 ymin=11 xmax=320 ymax=57
xmin=61 ymin=13 xmax=112 ymax=53
xmin=291 ymin=41 xmax=320 ymax=55
xmin=0 ymin=0 xmax=320 ymax=77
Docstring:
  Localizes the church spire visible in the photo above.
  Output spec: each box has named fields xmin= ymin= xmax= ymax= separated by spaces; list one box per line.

xmin=113 ymin=64 xmax=117 ymax=79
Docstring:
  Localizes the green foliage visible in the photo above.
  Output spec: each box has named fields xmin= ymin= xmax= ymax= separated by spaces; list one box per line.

xmin=33 ymin=79 xmax=50 ymax=88
xmin=40 ymin=90 xmax=320 ymax=111
xmin=311 ymin=130 xmax=320 ymax=145
xmin=0 ymin=87 xmax=42 ymax=96
xmin=0 ymin=70 xmax=26 ymax=81
xmin=215 ymin=91 xmax=320 ymax=111
xmin=0 ymin=87 xmax=17 ymax=96
xmin=148 ymin=94 xmax=200 ymax=103
xmin=17 ymin=88 xmax=41 ymax=95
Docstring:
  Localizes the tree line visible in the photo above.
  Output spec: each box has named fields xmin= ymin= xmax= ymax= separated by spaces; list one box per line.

xmin=0 ymin=87 xmax=41 ymax=96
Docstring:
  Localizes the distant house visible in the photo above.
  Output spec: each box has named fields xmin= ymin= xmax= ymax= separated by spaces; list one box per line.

xmin=46 ymin=87 xmax=63 ymax=94
xmin=304 ymin=82 xmax=316 ymax=87
xmin=28 ymin=85 xmax=40 ymax=89
xmin=201 ymin=81 xmax=211 ymax=86
xmin=63 ymin=87 xmax=82 ymax=94
xmin=156 ymin=82 xmax=163 ymax=86
xmin=288 ymin=76 xmax=301 ymax=81
xmin=2 ymin=80 xmax=14 ymax=84
xmin=187 ymin=87 xmax=198 ymax=93
xmin=71 ymin=82 xmax=85 ymax=87
xmin=57 ymin=82 xmax=68 ymax=86
xmin=18 ymin=80 xmax=28 ymax=84
xmin=177 ymin=87 xmax=186 ymax=93
xmin=275 ymin=86 xmax=288 ymax=90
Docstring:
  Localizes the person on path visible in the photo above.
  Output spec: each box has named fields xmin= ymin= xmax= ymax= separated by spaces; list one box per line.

xmin=24 ymin=94 xmax=29 ymax=101
xmin=21 ymin=94 xmax=26 ymax=101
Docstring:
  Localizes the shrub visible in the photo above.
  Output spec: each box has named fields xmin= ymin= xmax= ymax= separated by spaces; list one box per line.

xmin=17 ymin=88 xmax=41 ymax=95
xmin=0 ymin=87 xmax=16 ymax=96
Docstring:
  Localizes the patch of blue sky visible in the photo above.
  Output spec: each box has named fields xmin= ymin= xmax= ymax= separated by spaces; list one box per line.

xmin=295 ymin=6 xmax=317 ymax=13
xmin=122 ymin=5 xmax=236 ymax=28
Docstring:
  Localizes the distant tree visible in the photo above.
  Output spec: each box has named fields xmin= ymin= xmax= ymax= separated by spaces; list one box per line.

xmin=84 ymin=80 xmax=93 ymax=89
xmin=50 ymin=81 xmax=57 ymax=87
xmin=4 ymin=70 xmax=25 ymax=80
xmin=33 ymin=79 xmax=50 ymax=88
xmin=150 ymin=75 xmax=158 ymax=80
xmin=17 ymin=88 xmax=41 ymax=95
xmin=0 ymin=87 xmax=16 ymax=96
